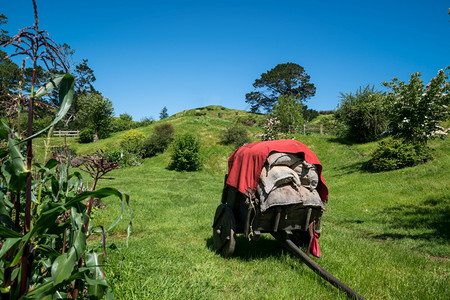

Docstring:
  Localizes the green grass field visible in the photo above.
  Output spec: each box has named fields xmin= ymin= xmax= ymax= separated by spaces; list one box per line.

xmin=43 ymin=108 xmax=449 ymax=299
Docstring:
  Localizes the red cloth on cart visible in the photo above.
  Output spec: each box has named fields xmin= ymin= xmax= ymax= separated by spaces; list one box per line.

xmin=310 ymin=233 xmax=321 ymax=257
xmin=226 ymin=140 xmax=328 ymax=202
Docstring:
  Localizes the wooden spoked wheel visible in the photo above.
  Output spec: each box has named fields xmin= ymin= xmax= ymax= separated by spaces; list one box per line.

xmin=212 ymin=204 xmax=236 ymax=258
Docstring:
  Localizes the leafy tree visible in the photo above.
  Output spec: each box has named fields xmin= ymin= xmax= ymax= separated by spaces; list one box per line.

xmin=0 ymin=13 xmax=9 ymax=42
xmin=160 ymin=106 xmax=169 ymax=119
xmin=245 ymin=62 xmax=316 ymax=113
xmin=335 ymin=85 xmax=388 ymax=143
xmin=76 ymin=93 xmax=114 ymax=139
xmin=302 ymin=105 xmax=319 ymax=122
xmin=271 ymin=95 xmax=304 ymax=133
xmin=111 ymin=113 xmax=136 ymax=132
xmin=382 ymin=68 xmax=450 ymax=144
xmin=0 ymin=49 xmax=20 ymax=107
xmin=74 ymin=58 xmax=97 ymax=95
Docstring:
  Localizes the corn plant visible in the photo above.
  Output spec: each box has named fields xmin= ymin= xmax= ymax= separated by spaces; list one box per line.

xmin=0 ymin=1 xmax=131 ymax=298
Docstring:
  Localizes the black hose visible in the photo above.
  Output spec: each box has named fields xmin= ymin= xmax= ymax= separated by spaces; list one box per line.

xmin=279 ymin=238 xmax=366 ymax=300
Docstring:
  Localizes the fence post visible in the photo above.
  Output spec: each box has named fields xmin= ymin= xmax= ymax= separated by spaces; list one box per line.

xmin=303 ymin=125 xmax=306 ymax=135
xmin=320 ymin=124 xmax=323 ymax=135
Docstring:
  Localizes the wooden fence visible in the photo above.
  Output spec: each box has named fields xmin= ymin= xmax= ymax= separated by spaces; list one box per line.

xmin=290 ymin=124 xmax=338 ymax=136
xmin=53 ymin=130 xmax=79 ymax=137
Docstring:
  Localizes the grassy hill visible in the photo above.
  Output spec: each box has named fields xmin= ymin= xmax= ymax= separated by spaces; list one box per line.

xmin=37 ymin=107 xmax=449 ymax=299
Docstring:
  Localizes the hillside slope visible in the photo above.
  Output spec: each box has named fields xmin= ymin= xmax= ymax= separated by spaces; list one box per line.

xmin=36 ymin=106 xmax=449 ymax=299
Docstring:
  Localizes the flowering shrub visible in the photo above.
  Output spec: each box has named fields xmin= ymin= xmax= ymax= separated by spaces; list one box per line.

xmin=261 ymin=117 xmax=281 ymax=141
xmin=382 ymin=68 xmax=449 ymax=144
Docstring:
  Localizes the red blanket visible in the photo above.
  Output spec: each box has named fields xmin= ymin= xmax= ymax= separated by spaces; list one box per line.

xmin=226 ymin=140 xmax=328 ymax=202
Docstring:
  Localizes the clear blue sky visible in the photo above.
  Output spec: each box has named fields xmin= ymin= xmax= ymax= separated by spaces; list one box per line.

xmin=2 ymin=0 xmax=449 ymax=120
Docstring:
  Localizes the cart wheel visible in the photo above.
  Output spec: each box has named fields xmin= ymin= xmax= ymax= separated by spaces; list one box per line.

xmin=212 ymin=204 xmax=236 ymax=258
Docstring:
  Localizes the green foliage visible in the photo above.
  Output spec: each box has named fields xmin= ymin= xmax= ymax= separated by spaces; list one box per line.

xmin=101 ymin=147 xmax=142 ymax=167
xmin=76 ymin=93 xmax=114 ymax=139
xmin=220 ymin=125 xmax=250 ymax=148
xmin=335 ymin=85 xmax=388 ymax=143
xmin=110 ymin=113 xmax=136 ymax=133
xmin=261 ymin=117 xmax=282 ymax=141
xmin=79 ymin=127 xmax=95 ymax=143
xmin=0 ymin=72 xmax=129 ymax=299
xmin=0 ymin=50 xmax=20 ymax=101
xmin=245 ymin=62 xmax=316 ymax=113
xmin=169 ymin=134 xmax=202 ymax=171
xmin=143 ymin=123 xmax=175 ymax=157
xmin=383 ymin=68 xmax=450 ymax=144
xmin=160 ymin=106 xmax=169 ymax=120
xmin=119 ymin=129 xmax=146 ymax=156
xmin=302 ymin=105 xmax=319 ymax=122
xmin=271 ymin=95 xmax=304 ymax=133
xmin=367 ymin=139 xmax=431 ymax=172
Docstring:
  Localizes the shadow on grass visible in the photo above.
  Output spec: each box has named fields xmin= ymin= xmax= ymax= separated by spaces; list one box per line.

xmin=327 ymin=161 xmax=369 ymax=176
xmin=373 ymin=195 xmax=450 ymax=242
xmin=206 ymin=234 xmax=285 ymax=260
xmin=326 ymin=136 xmax=358 ymax=146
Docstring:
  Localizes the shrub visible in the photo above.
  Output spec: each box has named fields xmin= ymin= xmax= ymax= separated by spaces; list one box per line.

xmin=221 ymin=125 xmax=250 ymax=148
xmin=169 ymin=134 xmax=202 ymax=171
xmin=383 ymin=68 xmax=450 ymax=144
xmin=119 ymin=129 xmax=146 ymax=155
xmin=143 ymin=123 xmax=175 ymax=157
xmin=335 ymin=85 xmax=388 ymax=143
xmin=79 ymin=127 xmax=95 ymax=143
xmin=271 ymin=95 xmax=304 ymax=133
xmin=120 ymin=151 xmax=143 ymax=166
xmin=110 ymin=113 xmax=136 ymax=133
xmin=261 ymin=117 xmax=282 ymax=141
xmin=103 ymin=147 xmax=123 ymax=164
xmin=367 ymin=139 xmax=431 ymax=172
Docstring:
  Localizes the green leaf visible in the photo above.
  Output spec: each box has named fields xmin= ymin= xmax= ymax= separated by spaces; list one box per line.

xmin=0 ymin=238 xmax=21 ymax=258
xmin=8 ymin=138 xmax=27 ymax=176
xmin=23 ymin=279 xmax=54 ymax=298
xmin=34 ymin=74 xmax=65 ymax=98
xmin=0 ymin=127 xmax=8 ymax=140
xmin=0 ymin=226 xmax=23 ymax=238
xmin=66 ymin=187 xmax=132 ymax=245
xmin=22 ymin=74 xmax=75 ymax=142
xmin=85 ymin=251 xmax=108 ymax=298
xmin=51 ymin=209 xmax=87 ymax=285
xmin=0 ymin=120 xmax=19 ymax=139
xmin=44 ymin=158 xmax=60 ymax=170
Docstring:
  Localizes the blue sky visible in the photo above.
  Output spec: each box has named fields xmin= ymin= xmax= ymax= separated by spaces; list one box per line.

xmin=2 ymin=1 xmax=449 ymax=120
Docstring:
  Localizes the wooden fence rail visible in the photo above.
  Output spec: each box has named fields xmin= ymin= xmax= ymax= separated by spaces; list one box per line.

xmin=53 ymin=130 xmax=79 ymax=137
xmin=290 ymin=124 xmax=338 ymax=136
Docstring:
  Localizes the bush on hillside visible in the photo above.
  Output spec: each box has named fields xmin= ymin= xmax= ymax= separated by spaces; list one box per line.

xmin=110 ymin=113 xmax=137 ymax=133
xmin=169 ymin=134 xmax=202 ymax=171
xmin=221 ymin=125 xmax=250 ymax=148
xmin=119 ymin=129 xmax=146 ymax=155
xmin=102 ymin=147 xmax=143 ymax=167
xmin=79 ymin=128 xmax=95 ymax=143
xmin=335 ymin=85 xmax=388 ymax=143
xmin=143 ymin=123 xmax=175 ymax=157
xmin=367 ymin=139 xmax=431 ymax=172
